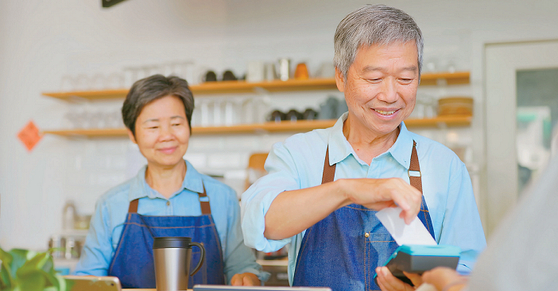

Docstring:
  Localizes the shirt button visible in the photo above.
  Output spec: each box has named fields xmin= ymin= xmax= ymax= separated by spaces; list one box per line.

xmin=166 ymin=201 xmax=170 ymax=206
xmin=364 ymin=232 xmax=370 ymax=238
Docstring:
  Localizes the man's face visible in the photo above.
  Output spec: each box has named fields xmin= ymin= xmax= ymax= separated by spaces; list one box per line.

xmin=336 ymin=41 xmax=419 ymax=138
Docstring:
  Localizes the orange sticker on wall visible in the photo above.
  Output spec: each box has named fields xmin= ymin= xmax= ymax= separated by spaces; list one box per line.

xmin=17 ymin=120 xmax=43 ymax=152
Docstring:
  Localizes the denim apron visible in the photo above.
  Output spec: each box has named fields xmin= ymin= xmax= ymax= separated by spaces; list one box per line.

xmin=107 ymin=185 xmax=225 ymax=288
xmin=292 ymin=141 xmax=435 ymax=291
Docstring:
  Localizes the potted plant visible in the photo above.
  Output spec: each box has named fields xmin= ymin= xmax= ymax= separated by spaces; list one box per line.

xmin=0 ymin=246 xmax=67 ymax=291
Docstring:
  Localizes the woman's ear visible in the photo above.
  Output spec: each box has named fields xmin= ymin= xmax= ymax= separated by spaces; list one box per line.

xmin=335 ymin=67 xmax=345 ymax=92
xmin=126 ymin=128 xmax=137 ymax=144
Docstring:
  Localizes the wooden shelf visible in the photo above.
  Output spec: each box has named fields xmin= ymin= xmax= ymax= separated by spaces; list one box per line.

xmin=419 ymin=71 xmax=470 ymax=86
xmin=42 ymin=72 xmax=470 ymax=101
xmin=192 ymin=78 xmax=338 ymax=94
xmin=42 ymin=78 xmax=337 ymax=101
xmin=42 ymin=115 xmax=471 ymax=137
xmin=42 ymin=128 xmax=130 ymax=137
xmin=407 ymin=114 xmax=472 ymax=127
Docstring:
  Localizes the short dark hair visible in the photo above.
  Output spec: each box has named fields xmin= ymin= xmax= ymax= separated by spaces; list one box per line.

xmin=122 ymin=75 xmax=194 ymax=136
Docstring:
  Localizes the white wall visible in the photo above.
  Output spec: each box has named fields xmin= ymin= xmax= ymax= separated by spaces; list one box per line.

xmin=2 ymin=0 xmax=558 ymax=251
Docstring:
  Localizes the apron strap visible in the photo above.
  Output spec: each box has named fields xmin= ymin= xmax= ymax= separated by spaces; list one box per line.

xmin=408 ymin=140 xmax=423 ymax=194
xmin=321 ymin=140 xmax=422 ymax=195
xmin=126 ymin=198 xmax=155 ymax=238
xmin=198 ymin=185 xmax=211 ymax=215
xmin=322 ymin=146 xmax=337 ymax=184
xmin=128 ymin=199 xmax=139 ymax=213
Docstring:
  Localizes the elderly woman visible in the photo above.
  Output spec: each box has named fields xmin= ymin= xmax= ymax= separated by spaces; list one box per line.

xmin=74 ymin=75 xmax=268 ymax=288
xmin=241 ymin=5 xmax=485 ymax=291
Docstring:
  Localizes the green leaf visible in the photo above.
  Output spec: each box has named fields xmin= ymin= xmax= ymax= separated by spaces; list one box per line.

xmin=16 ymin=252 xmax=50 ymax=278
xmin=0 ymin=247 xmax=15 ymax=288
xmin=40 ymin=269 xmax=62 ymax=289
xmin=0 ymin=247 xmax=14 ymax=266
xmin=17 ymin=270 xmax=47 ymax=291
xmin=1 ymin=263 xmax=13 ymax=290
xmin=54 ymin=274 xmax=67 ymax=291
xmin=0 ymin=246 xmax=67 ymax=291
xmin=8 ymin=249 xmax=32 ymax=279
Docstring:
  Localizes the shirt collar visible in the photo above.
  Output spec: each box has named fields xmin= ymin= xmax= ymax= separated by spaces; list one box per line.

xmin=327 ymin=112 xmax=353 ymax=166
xmin=327 ymin=113 xmax=414 ymax=169
xmin=388 ymin=122 xmax=415 ymax=170
xmin=127 ymin=159 xmax=204 ymax=201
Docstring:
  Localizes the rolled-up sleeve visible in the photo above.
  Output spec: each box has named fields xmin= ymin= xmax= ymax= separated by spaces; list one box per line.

xmin=241 ymin=141 xmax=303 ymax=253
xmin=439 ymin=161 xmax=486 ymax=274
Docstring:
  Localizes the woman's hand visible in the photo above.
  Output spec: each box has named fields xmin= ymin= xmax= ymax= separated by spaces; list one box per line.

xmin=421 ymin=267 xmax=467 ymax=291
xmin=230 ymin=272 xmax=260 ymax=286
xmin=375 ymin=266 xmax=420 ymax=291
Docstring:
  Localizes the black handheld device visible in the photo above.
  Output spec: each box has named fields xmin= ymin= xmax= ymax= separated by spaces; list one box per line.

xmin=374 ymin=244 xmax=461 ymax=286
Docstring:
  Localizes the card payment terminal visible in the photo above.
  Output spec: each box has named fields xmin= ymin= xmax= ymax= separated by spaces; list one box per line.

xmin=374 ymin=244 xmax=461 ymax=286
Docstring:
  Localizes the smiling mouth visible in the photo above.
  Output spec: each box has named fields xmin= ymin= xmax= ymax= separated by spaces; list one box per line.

xmin=373 ymin=109 xmax=398 ymax=115
xmin=159 ymin=147 xmax=177 ymax=153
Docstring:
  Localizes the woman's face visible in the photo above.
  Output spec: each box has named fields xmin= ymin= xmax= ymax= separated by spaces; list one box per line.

xmin=128 ymin=95 xmax=190 ymax=169
xmin=336 ymin=41 xmax=419 ymax=138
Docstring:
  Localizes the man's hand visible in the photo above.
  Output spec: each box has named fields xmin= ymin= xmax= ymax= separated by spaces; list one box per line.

xmin=264 ymin=177 xmax=422 ymax=240
xmin=375 ymin=266 xmax=418 ymax=291
xmin=230 ymin=272 xmax=260 ymax=286
xmin=342 ymin=178 xmax=422 ymax=224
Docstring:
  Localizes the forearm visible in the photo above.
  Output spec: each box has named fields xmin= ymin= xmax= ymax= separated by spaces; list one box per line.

xmin=263 ymin=176 xmax=423 ymax=239
xmin=263 ymin=179 xmax=348 ymax=240
xmin=73 ymin=238 xmax=110 ymax=276
xmin=73 ymin=210 xmax=113 ymax=276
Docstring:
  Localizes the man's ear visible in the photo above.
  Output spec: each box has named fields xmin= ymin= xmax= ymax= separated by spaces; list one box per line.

xmin=126 ymin=128 xmax=137 ymax=144
xmin=335 ymin=67 xmax=345 ymax=93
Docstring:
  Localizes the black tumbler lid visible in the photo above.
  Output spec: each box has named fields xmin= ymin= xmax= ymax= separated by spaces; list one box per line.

xmin=153 ymin=237 xmax=192 ymax=249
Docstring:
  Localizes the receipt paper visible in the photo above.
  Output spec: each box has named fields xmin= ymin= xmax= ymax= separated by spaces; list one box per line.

xmin=375 ymin=207 xmax=437 ymax=246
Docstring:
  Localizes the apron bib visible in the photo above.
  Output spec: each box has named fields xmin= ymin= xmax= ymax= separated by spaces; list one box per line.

xmin=108 ymin=186 xmax=226 ymax=288
xmin=292 ymin=141 xmax=435 ymax=291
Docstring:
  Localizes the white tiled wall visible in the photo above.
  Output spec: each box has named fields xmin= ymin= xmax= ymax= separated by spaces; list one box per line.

xmin=3 ymin=0 xmax=558 ymax=251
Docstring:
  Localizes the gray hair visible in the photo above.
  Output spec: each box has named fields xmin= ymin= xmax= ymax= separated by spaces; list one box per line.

xmin=122 ymin=74 xmax=194 ymax=136
xmin=333 ymin=4 xmax=424 ymax=79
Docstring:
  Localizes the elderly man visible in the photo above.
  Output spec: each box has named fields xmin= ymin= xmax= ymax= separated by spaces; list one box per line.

xmin=241 ymin=4 xmax=485 ymax=291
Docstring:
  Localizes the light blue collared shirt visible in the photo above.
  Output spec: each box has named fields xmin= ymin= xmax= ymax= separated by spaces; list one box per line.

xmin=241 ymin=113 xmax=486 ymax=283
xmin=74 ymin=160 xmax=269 ymax=284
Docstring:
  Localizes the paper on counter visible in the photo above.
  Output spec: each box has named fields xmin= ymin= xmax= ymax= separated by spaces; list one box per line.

xmin=375 ymin=207 xmax=436 ymax=246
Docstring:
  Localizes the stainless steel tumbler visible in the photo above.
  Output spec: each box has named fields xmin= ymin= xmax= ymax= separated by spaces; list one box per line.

xmin=153 ymin=237 xmax=205 ymax=291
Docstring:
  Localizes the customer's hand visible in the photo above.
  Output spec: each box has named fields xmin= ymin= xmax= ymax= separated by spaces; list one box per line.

xmin=342 ymin=178 xmax=422 ymax=224
xmin=231 ymin=272 xmax=260 ymax=286
xmin=421 ymin=267 xmax=467 ymax=291
xmin=375 ymin=266 xmax=420 ymax=291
